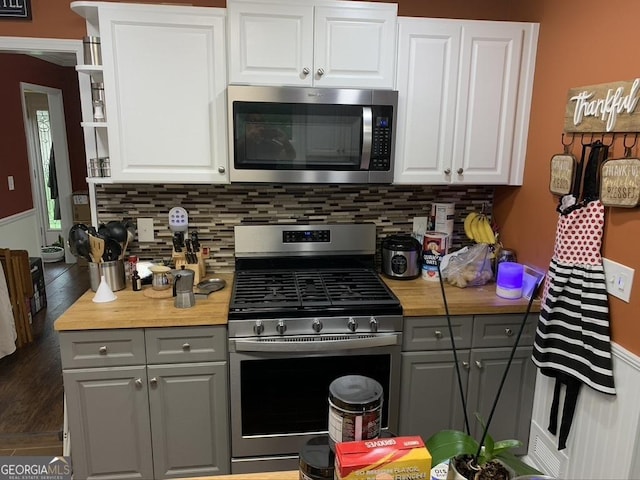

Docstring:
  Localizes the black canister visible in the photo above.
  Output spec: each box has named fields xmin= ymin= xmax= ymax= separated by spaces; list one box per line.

xmin=299 ymin=435 xmax=334 ymax=480
xmin=328 ymin=375 xmax=383 ymax=450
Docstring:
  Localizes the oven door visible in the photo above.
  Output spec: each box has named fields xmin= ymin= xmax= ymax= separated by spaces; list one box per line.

xmin=228 ymin=333 xmax=401 ymax=469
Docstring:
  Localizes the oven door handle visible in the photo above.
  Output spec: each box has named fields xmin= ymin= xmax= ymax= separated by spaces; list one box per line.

xmin=231 ymin=334 xmax=400 ymax=353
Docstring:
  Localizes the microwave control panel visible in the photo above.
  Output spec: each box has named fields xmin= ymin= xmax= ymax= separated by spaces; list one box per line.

xmin=371 ymin=106 xmax=393 ymax=171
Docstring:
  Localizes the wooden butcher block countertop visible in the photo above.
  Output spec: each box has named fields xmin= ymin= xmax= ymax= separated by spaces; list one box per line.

xmin=54 ymin=272 xmax=539 ymax=332
xmin=381 ymin=276 xmax=540 ymax=316
xmin=54 ymin=273 xmax=234 ymax=331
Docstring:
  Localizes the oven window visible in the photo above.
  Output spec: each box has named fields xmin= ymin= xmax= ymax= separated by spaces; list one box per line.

xmin=240 ymin=354 xmax=391 ymax=436
xmin=233 ymin=102 xmax=363 ymax=170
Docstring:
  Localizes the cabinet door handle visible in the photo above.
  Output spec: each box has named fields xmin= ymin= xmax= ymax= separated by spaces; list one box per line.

xmin=149 ymin=377 xmax=158 ymax=387
xmin=434 ymin=330 xmax=443 ymax=339
xmin=317 ymin=68 xmax=325 ymax=77
xmin=462 ymin=361 xmax=470 ymax=369
xmin=457 ymin=168 xmax=464 ymax=175
xmin=302 ymin=67 xmax=310 ymax=75
xmin=135 ymin=378 xmax=143 ymax=388
xmin=475 ymin=360 xmax=483 ymax=369
xmin=218 ymin=166 xmax=226 ymax=174
xmin=182 ymin=342 xmax=191 ymax=351
xmin=505 ymin=328 xmax=513 ymax=337
xmin=444 ymin=168 xmax=451 ymax=175
xmin=98 ymin=346 xmax=108 ymax=354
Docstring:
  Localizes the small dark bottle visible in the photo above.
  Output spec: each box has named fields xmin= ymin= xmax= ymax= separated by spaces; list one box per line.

xmin=132 ymin=270 xmax=142 ymax=291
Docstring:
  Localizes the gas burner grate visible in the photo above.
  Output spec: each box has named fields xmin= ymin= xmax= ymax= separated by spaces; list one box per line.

xmin=230 ymin=268 xmax=398 ymax=312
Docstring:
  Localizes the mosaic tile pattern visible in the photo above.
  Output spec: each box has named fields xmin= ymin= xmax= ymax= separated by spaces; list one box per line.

xmin=96 ymin=184 xmax=494 ymax=272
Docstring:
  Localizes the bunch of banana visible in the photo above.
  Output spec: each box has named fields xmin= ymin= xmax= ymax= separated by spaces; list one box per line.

xmin=463 ymin=211 xmax=497 ymax=245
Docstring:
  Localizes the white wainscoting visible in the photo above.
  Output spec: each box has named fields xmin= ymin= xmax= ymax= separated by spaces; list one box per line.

xmin=0 ymin=209 xmax=40 ymax=257
xmin=527 ymin=342 xmax=640 ymax=479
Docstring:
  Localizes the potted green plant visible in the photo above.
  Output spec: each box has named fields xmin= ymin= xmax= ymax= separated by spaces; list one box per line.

xmin=428 ymin=263 xmax=547 ymax=480
xmin=426 ymin=415 xmax=543 ymax=480
xmin=41 ymin=235 xmax=65 ymax=263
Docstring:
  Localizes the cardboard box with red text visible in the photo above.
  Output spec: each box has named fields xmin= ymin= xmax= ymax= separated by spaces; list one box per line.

xmin=335 ymin=436 xmax=432 ymax=480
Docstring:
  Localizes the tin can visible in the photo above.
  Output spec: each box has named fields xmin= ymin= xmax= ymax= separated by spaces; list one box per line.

xmin=83 ymin=36 xmax=102 ymax=65
xmin=328 ymin=375 xmax=383 ymax=451
xmin=431 ymin=203 xmax=455 ymax=237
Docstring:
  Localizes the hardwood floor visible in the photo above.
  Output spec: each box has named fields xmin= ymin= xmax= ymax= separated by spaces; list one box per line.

xmin=0 ymin=261 xmax=89 ymax=453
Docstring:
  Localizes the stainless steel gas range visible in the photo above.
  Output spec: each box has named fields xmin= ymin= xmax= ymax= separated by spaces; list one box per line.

xmin=228 ymin=223 xmax=403 ymax=474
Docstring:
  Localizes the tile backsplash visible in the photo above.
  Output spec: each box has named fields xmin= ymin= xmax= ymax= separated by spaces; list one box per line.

xmin=96 ymin=184 xmax=494 ymax=272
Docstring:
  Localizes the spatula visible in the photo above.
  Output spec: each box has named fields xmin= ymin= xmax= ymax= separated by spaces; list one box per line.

xmin=89 ymin=234 xmax=105 ymax=263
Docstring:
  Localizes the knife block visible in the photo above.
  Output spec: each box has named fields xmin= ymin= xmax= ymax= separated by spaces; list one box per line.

xmin=172 ymin=248 xmax=209 ymax=285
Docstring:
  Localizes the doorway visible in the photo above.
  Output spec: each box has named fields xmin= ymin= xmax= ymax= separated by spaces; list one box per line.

xmin=21 ymin=88 xmax=72 ymax=250
xmin=0 ymin=36 xmax=87 ymax=263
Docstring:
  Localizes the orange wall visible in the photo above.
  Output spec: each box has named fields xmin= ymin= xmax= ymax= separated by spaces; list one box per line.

xmin=1 ymin=1 xmax=637 ymax=354
xmin=494 ymin=0 xmax=640 ymax=355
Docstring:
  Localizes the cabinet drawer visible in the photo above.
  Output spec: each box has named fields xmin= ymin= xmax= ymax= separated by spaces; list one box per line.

xmin=145 ymin=326 xmax=227 ymax=364
xmin=402 ymin=316 xmax=473 ymax=351
xmin=60 ymin=329 xmax=146 ymax=369
xmin=472 ymin=314 xmax=537 ymax=348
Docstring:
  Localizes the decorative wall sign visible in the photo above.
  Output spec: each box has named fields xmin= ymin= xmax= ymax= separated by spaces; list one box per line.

xmin=550 ymin=154 xmax=576 ymax=196
xmin=0 ymin=0 xmax=31 ymax=20
xmin=600 ymin=157 xmax=640 ymax=207
xmin=564 ymin=79 xmax=640 ymax=133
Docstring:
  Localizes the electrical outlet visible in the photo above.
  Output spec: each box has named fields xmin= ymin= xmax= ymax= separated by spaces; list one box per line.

xmin=7 ymin=176 xmax=14 ymax=191
xmin=602 ymin=258 xmax=635 ymax=303
xmin=137 ymin=218 xmax=155 ymax=243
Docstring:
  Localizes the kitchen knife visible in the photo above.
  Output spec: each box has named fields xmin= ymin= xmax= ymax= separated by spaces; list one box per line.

xmin=191 ymin=231 xmax=200 ymax=253
xmin=185 ymin=239 xmax=194 ymax=263
xmin=172 ymin=231 xmax=184 ymax=252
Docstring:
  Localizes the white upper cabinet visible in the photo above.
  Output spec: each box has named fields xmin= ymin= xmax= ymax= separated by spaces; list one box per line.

xmin=227 ymin=0 xmax=397 ymax=89
xmin=72 ymin=2 xmax=229 ymax=184
xmin=394 ymin=17 xmax=538 ymax=185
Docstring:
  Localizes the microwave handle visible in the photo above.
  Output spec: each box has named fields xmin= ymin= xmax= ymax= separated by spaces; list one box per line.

xmin=360 ymin=106 xmax=373 ymax=170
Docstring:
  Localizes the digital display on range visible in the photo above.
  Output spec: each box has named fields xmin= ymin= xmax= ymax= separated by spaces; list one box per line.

xmin=283 ymin=230 xmax=330 ymax=243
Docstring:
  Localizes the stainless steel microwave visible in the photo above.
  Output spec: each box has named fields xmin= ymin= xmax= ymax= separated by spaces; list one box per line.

xmin=227 ymin=85 xmax=398 ymax=184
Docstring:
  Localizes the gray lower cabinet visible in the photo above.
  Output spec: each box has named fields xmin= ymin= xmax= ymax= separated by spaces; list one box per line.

xmin=399 ymin=314 xmax=536 ymax=454
xmin=61 ymin=326 xmax=230 ymax=480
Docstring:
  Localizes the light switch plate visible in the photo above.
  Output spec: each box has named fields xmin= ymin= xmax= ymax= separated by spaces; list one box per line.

xmin=137 ymin=218 xmax=155 ymax=243
xmin=602 ymin=258 xmax=635 ymax=303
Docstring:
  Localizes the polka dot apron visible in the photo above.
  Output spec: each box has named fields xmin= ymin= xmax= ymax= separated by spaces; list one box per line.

xmin=533 ymin=141 xmax=616 ymax=450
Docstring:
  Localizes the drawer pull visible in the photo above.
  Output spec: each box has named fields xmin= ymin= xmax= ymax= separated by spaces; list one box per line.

xmin=98 ymin=346 xmax=108 ymax=354
xmin=462 ymin=361 xmax=470 ymax=369
xmin=505 ymin=328 xmax=514 ymax=337
xmin=434 ymin=330 xmax=443 ymax=339
xmin=182 ymin=342 xmax=191 ymax=351
xmin=135 ymin=378 xmax=143 ymax=388
xmin=149 ymin=377 xmax=158 ymax=387
xmin=475 ymin=360 xmax=483 ymax=369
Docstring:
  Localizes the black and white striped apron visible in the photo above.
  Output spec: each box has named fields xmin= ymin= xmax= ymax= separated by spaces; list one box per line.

xmin=533 ymin=141 xmax=616 ymax=450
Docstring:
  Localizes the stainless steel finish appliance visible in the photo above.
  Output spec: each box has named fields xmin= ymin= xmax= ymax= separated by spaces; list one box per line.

xmin=381 ymin=235 xmax=422 ymax=280
xmin=228 ymin=224 xmax=403 ymax=474
xmin=228 ymin=85 xmax=398 ymax=184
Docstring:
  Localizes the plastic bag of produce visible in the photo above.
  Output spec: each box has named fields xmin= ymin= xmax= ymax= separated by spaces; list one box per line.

xmin=442 ymin=243 xmax=493 ymax=288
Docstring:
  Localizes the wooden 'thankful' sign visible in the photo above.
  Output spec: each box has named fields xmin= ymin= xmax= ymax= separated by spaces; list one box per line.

xmin=565 ymin=79 xmax=640 ymax=133
xmin=600 ymin=158 xmax=640 ymax=207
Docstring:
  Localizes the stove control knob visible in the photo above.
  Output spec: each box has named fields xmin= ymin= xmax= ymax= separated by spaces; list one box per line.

xmin=312 ymin=319 xmax=323 ymax=333
xmin=276 ymin=320 xmax=287 ymax=335
xmin=253 ymin=321 xmax=264 ymax=335
xmin=347 ymin=317 xmax=358 ymax=332
xmin=369 ymin=317 xmax=378 ymax=332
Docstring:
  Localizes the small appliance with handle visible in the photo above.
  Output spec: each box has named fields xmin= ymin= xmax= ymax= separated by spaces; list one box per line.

xmin=172 ymin=266 xmax=195 ymax=308
xmin=381 ymin=235 xmax=422 ymax=280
